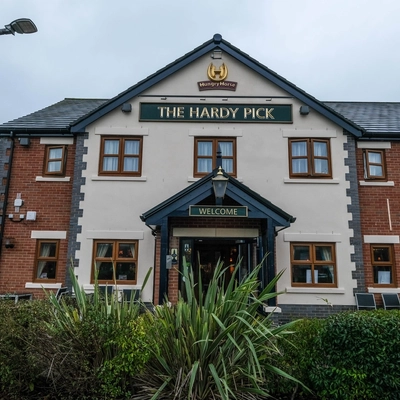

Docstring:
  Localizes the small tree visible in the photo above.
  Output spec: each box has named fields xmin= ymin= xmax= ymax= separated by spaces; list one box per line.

xmin=134 ymin=259 xmax=300 ymax=400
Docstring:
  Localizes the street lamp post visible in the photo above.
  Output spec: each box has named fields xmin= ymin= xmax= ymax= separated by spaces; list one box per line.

xmin=0 ymin=18 xmax=37 ymax=36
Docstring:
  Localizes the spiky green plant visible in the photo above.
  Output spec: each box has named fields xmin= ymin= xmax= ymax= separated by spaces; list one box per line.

xmin=134 ymin=259 xmax=300 ymax=400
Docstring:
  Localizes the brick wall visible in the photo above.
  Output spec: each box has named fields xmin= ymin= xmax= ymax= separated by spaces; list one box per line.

xmin=0 ymin=138 xmax=76 ymax=298
xmin=357 ymin=141 xmax=400 ymax=304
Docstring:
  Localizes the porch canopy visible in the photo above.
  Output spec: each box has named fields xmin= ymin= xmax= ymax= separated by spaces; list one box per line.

xmin=140 ymin=168 xmax=295 ymax=304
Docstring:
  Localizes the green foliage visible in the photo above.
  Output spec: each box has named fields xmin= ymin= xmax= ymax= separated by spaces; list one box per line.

xmin=309 ymin=310 xmax=400 ymax=400
xmin=134 ymin=260 xmax=299 ymax=400
xmin=271 ymin=318 xmax=323 ymax=398
xmin=0 ymin=299 xmax=52 ymax=399
xmin=37 ymin=267 xmax=155 ymax=399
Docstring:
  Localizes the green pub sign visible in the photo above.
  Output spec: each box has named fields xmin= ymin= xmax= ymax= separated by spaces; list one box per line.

xmin=189 ymin=205 xmax=248 ymax=217
xmin=140 ymin=103 xmax=292 ymax=123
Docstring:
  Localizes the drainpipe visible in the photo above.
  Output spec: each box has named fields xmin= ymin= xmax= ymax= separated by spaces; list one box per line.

xmin=0 ymin=131 xmax=15 ymax=257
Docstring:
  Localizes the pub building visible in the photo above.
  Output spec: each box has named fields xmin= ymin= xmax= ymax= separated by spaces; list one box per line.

xmin=2 ymin=33 xmax=399 ymax=320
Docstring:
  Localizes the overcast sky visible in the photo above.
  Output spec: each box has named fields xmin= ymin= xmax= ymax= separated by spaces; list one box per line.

xmin=1 ymin=0 xmax=400 ymax=124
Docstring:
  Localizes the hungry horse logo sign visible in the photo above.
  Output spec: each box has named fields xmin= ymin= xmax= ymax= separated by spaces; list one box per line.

xmin=198 ymin=63 xmax=237 ymax=91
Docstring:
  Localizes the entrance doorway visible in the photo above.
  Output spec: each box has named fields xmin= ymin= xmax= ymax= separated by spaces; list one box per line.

xmin=180 ymin=238 xmax=258 ymax=295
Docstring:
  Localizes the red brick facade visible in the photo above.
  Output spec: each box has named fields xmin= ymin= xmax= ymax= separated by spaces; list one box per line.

xmin=0 ymin=138 xmax=75 ymax=298
xmin=357 ymin=143 xmax=400 ymax=297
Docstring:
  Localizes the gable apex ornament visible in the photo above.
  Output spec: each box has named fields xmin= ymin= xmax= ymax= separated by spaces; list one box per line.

xmin=207 ymin=63 xmax=228 ymax=82
xmin=198 ymin=62 xmax=237 ymax=92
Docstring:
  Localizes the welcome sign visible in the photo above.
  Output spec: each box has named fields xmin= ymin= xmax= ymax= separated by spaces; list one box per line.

xmin=189 ymin=206 xmax=248 ymax=217
xmin=140 ymin=103 xmax=292 ymax=123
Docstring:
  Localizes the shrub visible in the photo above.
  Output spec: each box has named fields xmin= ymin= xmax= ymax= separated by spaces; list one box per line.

xmin=0 ymin=299 xmax=52 ymax=399
xmin=309 ymin=310 xmax=400 ymax=400
xmin=134 ymin=260 xmax=300 ymax=400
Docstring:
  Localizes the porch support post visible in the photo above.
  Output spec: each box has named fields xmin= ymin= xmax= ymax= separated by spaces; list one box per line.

xmin=158 ymin=217 xmax=169 ymax=305
xmin=266 ymin=220 xmax=276 ymax=306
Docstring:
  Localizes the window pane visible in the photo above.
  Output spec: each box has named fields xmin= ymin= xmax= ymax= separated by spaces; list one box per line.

xmin=197 ymin=158 xmax=212 ymax=173
xmin=368 ymin=152 xmax=382 ymax=164
xmin=40 ymin=242 xmax=57 ymax=257
xmin=315 ymin=246 xmax=332 ymax=261
xmin=218 ymin=141 xmax=233 ymax=156
xmin=48 ymin=160 xmax=61 ymax=172
xmin=292 ymin=265 xmax=312 ymax=283
xmin=292 ymin=159 xmax=308 ymax=173
xmin=118 ymin=243 xmax=135 ymax=258
xmin=37 ymin=261 xmax=57 ymax=279
xmin=96 ymin=261 xmax=113 ymax=280
xmin=104 ymin=140 xmax=119 ymax=154
xmin=198 ymin=142 xmax=212 ymax=156
xmin=374 ymin=266 xmax=392 ymax=284
xmin=103 ymin=157 xmax=118 ymax=171
xmin=369 ymin=165 xmax=383 ymax=176
xmin=222 ymin=159 xmax=233 ymax=173
xmin=293 ymin=245 xmax=310 ymax=260
xmin=314 ymin=159 xmax=329 ymax=174
xmin=123 ymin=157 xmax=139 ymax=172
xmin=314 ymin=141 xmax=327 ymax=157
xmin=116 ymin=262 xmax=136 ymax=281
xmin=373 ymin=247 xmax=390 ymax=262
xmin=96 ymin=243 xmax=113 ymax=258
xmin=292 ymin=141 xmax=307 ymax=156
xmin=49 ymin=148 xmax=62 ymax=159
xmin=124 ymin=140 xmax=139 ymax=155
xmin=316 ymin=265 xmax=334 ymax=283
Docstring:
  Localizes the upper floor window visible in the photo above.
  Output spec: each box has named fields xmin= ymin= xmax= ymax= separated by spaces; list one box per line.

xmin=99 ymin=137 xmax=143 ymax=176
xmin=291 ymin=243 xmax=336 ymax=287
xmin=93 ymin=240 xmax=138 ymax=284
xmin=44 ymin=145 xmax=67 ymax=176
xmin=371 ymin=245 xmax=395 ymax=285
xmin=35 ymin=240 xmax=59 ymax=281
xmin=289 ymin=138 xmax=332 ymax=178
xmin=363 ymin=149 xmax=386 ymax=180
xmin=194 ymin=137 xmax=236 ymax=177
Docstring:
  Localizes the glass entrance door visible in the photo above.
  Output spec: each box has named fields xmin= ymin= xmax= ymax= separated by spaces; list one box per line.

xmin=180 ymin=238 xmax=257 ymax=297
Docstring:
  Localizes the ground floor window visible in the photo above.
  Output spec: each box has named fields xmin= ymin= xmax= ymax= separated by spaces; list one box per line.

xmin=35 ymin=240 xmax=59 ymax=281
xmin=291 ymin=243 xmax=336 ymax=287
xmin=93 ymin=240 xmax=138 ymax=284
xmin=371 ymin=244 xmax=395 ymax=286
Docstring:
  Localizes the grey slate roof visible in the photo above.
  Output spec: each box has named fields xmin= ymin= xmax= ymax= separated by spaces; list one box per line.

xmin=325 ymin=102 xmax=400 ymax=137
xmin=1 ymin=97 xmax=400 ymax=139
xmin=0 ymin=98 xmax=107 ymax=134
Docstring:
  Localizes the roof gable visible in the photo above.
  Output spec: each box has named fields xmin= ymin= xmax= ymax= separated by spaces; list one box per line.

xmin=70 ymin=34 xmax=363 ymax=137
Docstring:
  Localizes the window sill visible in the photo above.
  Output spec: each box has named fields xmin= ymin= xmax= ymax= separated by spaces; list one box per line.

xmin=368 ymin=287 xmax=399 ymax=293
xmin=91 ymin=176 xmax=147 ymax=181
xmin=284 ymin=178 xmax=339 ymax=184
xmin=188 ymin=176 xmax=243 ymax=182
xmin=36 ymin=176 xmax=71 ymax=182
xmin=286 ymin=287 xmax=345 ymax=294
xmin=359 ymin=180 xmax=394 ymax=186
xmin=83 ymin=284 xmax=142 ymax=291
xmin=25 ymin=282 xmax=62 ymax=289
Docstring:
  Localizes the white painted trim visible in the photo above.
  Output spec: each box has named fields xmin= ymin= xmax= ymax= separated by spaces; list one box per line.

xmin=25 ymin=282 xmax=62 ymax=289
xmin=263 ymin=306 xmax=282 ymax=313
xmin=31 ymin=231 xmax=67 ymax=239
xmin=188 ymin=176 xmax=243 ymax=183
xmin=82 ymin=284 xmax=142 ymax=292
xmin=359 ymin=180 xmax=394 ymax=186
xmin=363 ymin=235 xmax=399 ymax=244
xmin=40 ymin=137 xmax=74 ymax=145
xmin=94 ymin=127 xmax=149 ymax=135
xmin=91 ymin=176 xmax=147 ymax=181
xmin=283 ymin=232 xmax=342 ymax=242
xmin=285 ymin=287 xmax=345 ymax=294
xmin=368 ymin=287 xmax=400 ymax=293
xmin=173 ymin=227 xmax=258 ymax=238
xmin=284 ymin=178 xmax=340 ymax=184
xmin=189 ymin=128 xmax=243 ymax=137
xmin=282 ymin=129 xmax=337 ymax=138
xmin=357 ymin=141 xmax=391 ymax=149
xmin=86 ymin=230 xmax=144 ymax=240
xmin=36 ymin=176 xmax=71 ymax=182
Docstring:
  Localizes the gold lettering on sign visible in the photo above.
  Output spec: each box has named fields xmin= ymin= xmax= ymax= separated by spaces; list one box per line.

xmin=207 ymin=63 xmax=228 ymax=82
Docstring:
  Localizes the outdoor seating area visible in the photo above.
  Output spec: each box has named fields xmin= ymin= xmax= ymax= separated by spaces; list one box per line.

xmin=0 ymin=293 xmax=33 ymax=304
